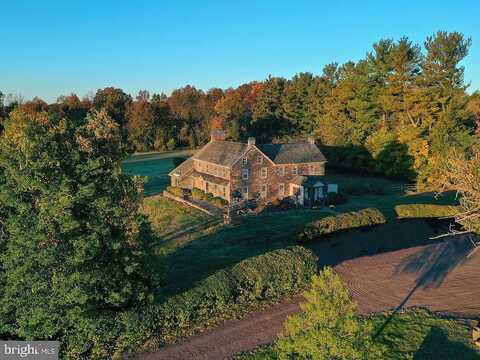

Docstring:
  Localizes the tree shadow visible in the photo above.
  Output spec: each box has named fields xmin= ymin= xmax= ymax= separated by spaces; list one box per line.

xmin=374 ymin=234 xmax=472 ymax=338
xmin=322 ymin=142 xmax=416 ymax=181
xmin=413 ymin=326 xmax=480 ymax=359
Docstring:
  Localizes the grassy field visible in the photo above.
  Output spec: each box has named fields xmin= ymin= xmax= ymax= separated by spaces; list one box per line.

xmin=238 ymin=309 xmax=480 ymax=359
xmin=122 ymin=150 xmax=193 ymax=195
xmin=142 ymin=196 xmax=329 ymax=296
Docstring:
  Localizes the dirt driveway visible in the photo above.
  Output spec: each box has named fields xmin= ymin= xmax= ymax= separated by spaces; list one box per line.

xmin=135 ymin=233 xmax=480 ymax=360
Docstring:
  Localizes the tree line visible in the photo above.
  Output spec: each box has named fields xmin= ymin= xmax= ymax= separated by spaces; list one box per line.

xmin=1 ymin=31 xmax=479 ymax=189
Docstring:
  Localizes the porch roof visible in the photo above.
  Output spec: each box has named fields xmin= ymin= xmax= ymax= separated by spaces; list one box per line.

xmin=290 ymin=175 xmax=325 ymax=187
xmin=190 ymin=171 xmax=230 ymax=186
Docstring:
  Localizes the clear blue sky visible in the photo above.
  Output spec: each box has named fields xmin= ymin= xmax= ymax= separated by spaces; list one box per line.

xmin=1 ymin=0 xmax=479 ymax=102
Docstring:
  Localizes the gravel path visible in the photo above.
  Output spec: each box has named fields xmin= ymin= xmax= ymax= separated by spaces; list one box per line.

xmin=135 ymin=235 xmax=480 ymax=360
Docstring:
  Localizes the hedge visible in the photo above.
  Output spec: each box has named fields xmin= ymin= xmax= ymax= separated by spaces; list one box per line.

xmin=124 ymin=246 xmax=318 ymax=352
xmin=395 ymin=204 xmax=460 ymax=219
xmin=298 ymin=208 xmax=387 ymax=242
xmin=166 ymin=185 xmax=183 ymax=197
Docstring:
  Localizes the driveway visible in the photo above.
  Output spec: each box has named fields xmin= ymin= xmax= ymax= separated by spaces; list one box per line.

xmin=135 ymin=233 xmax=480 ymax=360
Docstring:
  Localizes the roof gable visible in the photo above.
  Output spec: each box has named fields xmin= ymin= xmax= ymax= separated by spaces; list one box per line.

xmin=257 ymin=143 xmax=327 ymax=164
xmin=193 ymin=141 xmax=248 ymax=167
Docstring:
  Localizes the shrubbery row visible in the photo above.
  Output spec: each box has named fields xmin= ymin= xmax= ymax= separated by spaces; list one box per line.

xmin=121 ymin=246 xmax=318 ymax=355
xmin=298 ymin=208 xmax=387 ymax=242
xmin=395 ymin=204 xmax=460 ymax=219
xmin=166 ymin=186 xmax=228 ymax=208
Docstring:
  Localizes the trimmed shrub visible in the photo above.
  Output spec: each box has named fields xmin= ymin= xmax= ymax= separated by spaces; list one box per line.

xmin=205 ymin=192 xmax=214 ymax=201
xmin=395 ymin=204 xmax=460 ymax=219
xmin=326 ymin=192 xmax=347 ymax=205
xmin=143 ymin=247 xmax=318 ymax=346
xmin=299 ymin=208 xmax=387 ymax=242
xmin=191 ymin=187 xmax=206 ymax=200
xmin=211 ymin=196 xmax=228 ymax=208
xmin=166 ymin=185 xmax=183 ymax=198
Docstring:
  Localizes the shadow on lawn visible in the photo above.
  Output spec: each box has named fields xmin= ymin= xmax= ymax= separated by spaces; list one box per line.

xmin=413 ymin=326 xmax=480 ymax=359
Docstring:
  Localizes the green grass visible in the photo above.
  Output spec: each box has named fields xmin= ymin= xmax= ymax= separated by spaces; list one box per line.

xmin=122 ymin=150 xmax=192 ymax=195
xmin=238 ymin=310 xmax=480 ymax=360
xmin=142 ymin=196 xmax=329 ymax=296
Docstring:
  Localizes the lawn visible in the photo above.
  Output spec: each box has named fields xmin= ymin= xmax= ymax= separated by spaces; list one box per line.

xmin=238 ymin=309 xmax=480 ymax=359
xmin=122 ymin=150 xmax=193 ymax=195
xmin=142 ymin=196 xmax=329 ymax=296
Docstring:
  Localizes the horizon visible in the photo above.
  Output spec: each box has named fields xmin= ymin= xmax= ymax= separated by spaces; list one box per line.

xmin=2 ymin=0 xmax=479 ymax=103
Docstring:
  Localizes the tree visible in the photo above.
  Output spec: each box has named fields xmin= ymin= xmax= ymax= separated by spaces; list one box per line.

xmin=282 ymin=72 xmax=316 ymax=134
xmin=251 ymin=77 xmax=288 ymax=141
xmin=0 ymin=109 xmax=153 ymax=358
xmin=50 ymin=94 xmax=91 ymax=122
xmin=443 ymin=146 xmax=480 ymax=235
xmin=168 ymin=85 xmax=207 ymax=147
xmin=276 ymin=268 xmax=385 ymax=360
xmin=93 ymin=87 xmax=132 ymax=128
xmin=126 ymin=90 xmax=156 ymax=151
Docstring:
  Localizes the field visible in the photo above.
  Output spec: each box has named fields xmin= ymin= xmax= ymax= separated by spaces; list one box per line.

xmin=142 ymin=195 xmax=329 ymax=296
xmin=122 ymin=150 xmax=194 ymax=195
xmin=240 ymin=309 xmax=480 ymax=360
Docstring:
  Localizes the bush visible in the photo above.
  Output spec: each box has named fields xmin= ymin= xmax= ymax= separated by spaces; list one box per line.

xmin=191 ymin=187 xmax=206 ymax=200
xmin=166 ymin=138 xmax=176 ymax=151
xmin=299 ymin=208 xmax=386 ymax=242
xmin=205 ymin=192 xmax=214 ymax=201
xmin=147 ymin=247 xmax=318 ymax=345
xmin=166 ymin=185 xmax=183 ymax=198
xmin=395 ymin=204 xmax=460 ymax=219
xmin=326 ymin=192 xmax=347 ymax=205
xmin=211 ymin=196 xmax=228 ymax=208
xmin=275 ymin=268 xmax=386 ymax=359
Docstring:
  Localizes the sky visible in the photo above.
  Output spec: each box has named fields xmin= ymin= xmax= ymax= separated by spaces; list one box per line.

xmin=1 ymin=0 xmax=479 ymax=103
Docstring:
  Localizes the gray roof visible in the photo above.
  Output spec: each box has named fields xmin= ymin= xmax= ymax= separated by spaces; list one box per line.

xmin=169 ymin=158 xmax=193 ymax=177
xmin=257 ymin=143 xmax=327 ymax=164
xmin=291 ymin=175 xmax=325 ymax=187
xmin=193 ymin=141 xmax=248 ymax=166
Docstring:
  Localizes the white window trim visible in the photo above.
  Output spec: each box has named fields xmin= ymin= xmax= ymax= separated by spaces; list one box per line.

xmin=260 ymin=184 xmax=268 ymax=198
xmin=292 ymin=166 xmax=298 ymax=176
xmin=278 ymin=183 xmax=285 ymax=197
xmin=261 ymin=167 xmax=267 ymax=179
xmin=242 ymin=168 xmax=249 ymax=180
xmin=242 ymin=158 xmax=248 ymax=165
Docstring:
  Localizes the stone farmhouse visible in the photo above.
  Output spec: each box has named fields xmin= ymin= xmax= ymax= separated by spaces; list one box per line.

xmin=169 ymin=133 xmax=337 ymax=206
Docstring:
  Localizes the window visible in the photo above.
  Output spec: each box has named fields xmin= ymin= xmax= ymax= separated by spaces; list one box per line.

xmin=206 ymin=164 xmax=210 ymax=173
xmin=242 ymin=186 xmax=248 ymax=198
xmin=257 ymin=156 xmax=263 ymax=164
xmin=277 ymin=166 xmax=285 ymax=176
xmin=261 ymin=167 xmax=267 ymax=179
xmin=242 ymin=169 xmax=249 ymax=180
xmin=260 ymin=184 xmax=268 ymax=198
xmin=278 ymin=183 xmax=285 ymax=197
xmin=292 ymin=166 xmax=298 ymax=176
xmin=242 ymin=158 xmax=248 ymax=165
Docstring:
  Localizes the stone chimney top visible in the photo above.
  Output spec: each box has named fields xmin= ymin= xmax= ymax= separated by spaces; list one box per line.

xmin=307 ymin=137 xmax=315 ymax=145
xmin=247 ymin=137 xmax=256 ymax=147
xmin=210 ymin=130 xmax=226 ymax=142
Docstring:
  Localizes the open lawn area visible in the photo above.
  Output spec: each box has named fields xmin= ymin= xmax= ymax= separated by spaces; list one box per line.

xmin=239 ymin=310 xmax=480 ymax=360
xmin=122 ymin=150 xmax=193 ymax=195
xmin=142 ymin=196 xmax=329 ymax=296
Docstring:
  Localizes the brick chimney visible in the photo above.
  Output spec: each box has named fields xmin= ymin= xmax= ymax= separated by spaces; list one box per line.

xmin=247 ymin=137 xmax=256 ymax=147
xmin=210 ymin=130 xmax=226 ymax=142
